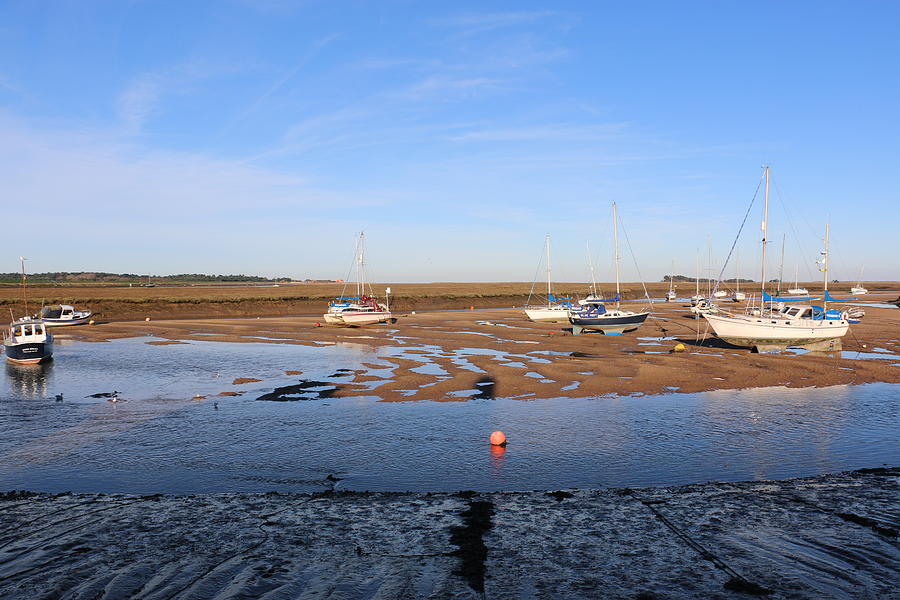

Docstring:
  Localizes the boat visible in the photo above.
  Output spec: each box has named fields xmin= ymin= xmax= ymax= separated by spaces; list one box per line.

xmin=786 ymin=266 xmax=808 ymax=295
xmin=3 ymin=258 xmax=53 ymax=364
xmin=665 ymin=261 xmax=677 ymax=301
xmin=850 ymin=267 xmax=867 ymax=294
xmin=703 ymin=167 xmax=849 ymax=352
xmin=523 ymin=235 xmax=572 ymax=323
xmin=4 ymin=318 xmax=54 ymax=364
xmin=323 ymin=233 xmax=392 ymax=326
xmin=732 ymin=249 xmax=746 ymax=301
xmin=690 ymin=251 xmax=705 ymax=306
xmin=568 ymin=203 xmax=650 ymax=335
xmin=36 ymin=304 xmax=93 ymax=326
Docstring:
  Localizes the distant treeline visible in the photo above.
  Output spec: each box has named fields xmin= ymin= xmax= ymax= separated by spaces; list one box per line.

xmin=0 ymin=272 xmax=294 ymax=283
xmin=663 ymin=275 xmax=754 ymax=283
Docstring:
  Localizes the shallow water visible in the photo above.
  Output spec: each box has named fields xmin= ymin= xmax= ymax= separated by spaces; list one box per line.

xmin=1 ymin=338 xmax=898 ymax=494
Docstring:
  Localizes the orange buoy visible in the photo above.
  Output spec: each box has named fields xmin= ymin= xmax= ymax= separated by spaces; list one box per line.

xmin=470 ymin=306 xmax=474 ymax=310
xmin=490 ymin=431 xmax=507 ymax=446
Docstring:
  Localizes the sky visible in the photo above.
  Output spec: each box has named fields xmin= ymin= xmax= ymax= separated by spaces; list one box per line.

xmin=1 ymin=1 xmax=898 ymax=283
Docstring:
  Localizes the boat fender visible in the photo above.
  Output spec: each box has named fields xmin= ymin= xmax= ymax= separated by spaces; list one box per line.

xmin=841 ymin=311 xmax=849 ymax=321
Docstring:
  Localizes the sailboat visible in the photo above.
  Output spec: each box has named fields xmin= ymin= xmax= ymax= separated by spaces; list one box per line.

xmin=568 ymin=203 xmax=650 ymax=335
xmin=787 ymin=265 xmax=808 ymax=295
xmin=3 ymin=257 xmax=54 ymax=364
xmin=323 ymin=233 xmax=392 ymax=326
xmin=523 ymin=235 xmax=573 ymax=323
xmin=732 ymin=249 xmax=746 ymax=302
xmin=665 ymin=260 xmax=677 ymax=301
xmin=702 ymin=167 xmax=850 ymax=352
xmin=850 ymin=267 xmax=868 ymax=295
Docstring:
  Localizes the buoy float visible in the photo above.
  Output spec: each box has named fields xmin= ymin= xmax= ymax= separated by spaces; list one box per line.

xmin=672 ymin=343 xmax=686 ymax=353
xmin=145 ymin=317 xmax=151 ymax=322
xmin=88 ymin=320 xmax=95 ymax=325
xmin=490 ymin=431 xmax=507 ymax=446
xmin=470 ymin=306 xmax=474 ymax=310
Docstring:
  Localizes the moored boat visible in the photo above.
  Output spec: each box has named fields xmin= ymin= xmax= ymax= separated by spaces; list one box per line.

xmin=702 ymin=167 xmax=850 ymax=352
xmin=323 ymin=233 xmax=392 ymax=326
xmin=4 ymin=318 xmax=54 ymax=364
xmin=523 ymin=235 xmax=573 ymax=323
xmin=37 ymin=304 xmax=93 ymax=326
xmin=568 ymin=203 xmax=650 ymax=335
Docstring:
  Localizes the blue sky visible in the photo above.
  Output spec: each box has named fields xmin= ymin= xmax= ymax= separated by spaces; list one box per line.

xmin=1 ymin=1 xmax=897 ymax=283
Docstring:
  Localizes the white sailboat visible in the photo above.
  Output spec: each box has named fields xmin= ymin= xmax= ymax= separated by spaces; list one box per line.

xmin=850 ymin=267 xmax=868 ymax=295
xmin=703 ymin=167 xmax=849 ymax=352
xmin=690 ymin=251 xmax=705 ymax=306
xmin=732 ymin=249 xmax=746 ymax=302
xmin=323 ymin=233 xmax=392 ymax=326
xmin=523 ymin=235 xmax=572 ymax=323
xmin=786 ymin=265 xmax=808 ymax=295
xmin=665 ymin=260 xmax=677 ymax=301
xmin=568 ymin=203 xmax=650 ymax=335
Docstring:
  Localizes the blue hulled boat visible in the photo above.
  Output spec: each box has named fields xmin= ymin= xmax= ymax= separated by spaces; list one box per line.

xmin=4 ymin=318 xmax=54 ymax=364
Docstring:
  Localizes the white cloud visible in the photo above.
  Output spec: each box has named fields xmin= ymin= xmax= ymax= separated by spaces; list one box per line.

xmin=116 ymin=74 xmax=163 ymax=134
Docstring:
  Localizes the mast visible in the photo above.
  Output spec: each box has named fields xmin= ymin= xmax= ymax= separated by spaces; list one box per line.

xmin=760 ymin=166 xmax=769 ymax=298
xmin=668 ymin=259 xmax=674 ymax=294
xmin=587 ymin=241 xmax=598 ymax=297
xmin=20 ymin=256 xmax=28 ymax=317
xmin=613 ymin=202 xmax=620 ymax=308
xmin=695 ymin=250 xmax=700 ymax=297
xmin=822 ymin=223 xmax=830 ymax=313
xmin=777 ymin=234 xmax=785 ymax=294
xmin=546 ymin=234 xmax=552 ymax=307
xmin=736 ymin=249 xmax=740 ymax=293
xmin=356 ymin=232 xmax=365 ymax=298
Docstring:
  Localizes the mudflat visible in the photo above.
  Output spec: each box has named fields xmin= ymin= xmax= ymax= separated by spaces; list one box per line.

xmin=51 ymin=291 xmax=900 ymax=399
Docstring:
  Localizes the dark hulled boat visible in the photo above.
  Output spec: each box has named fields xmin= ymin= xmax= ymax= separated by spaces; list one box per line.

xmin=3 ymin=318 xmax=54 ymax=364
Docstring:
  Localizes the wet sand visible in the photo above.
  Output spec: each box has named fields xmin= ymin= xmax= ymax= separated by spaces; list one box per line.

xmin=54 ymin=296 xmax=900 ymax=400
xmin=1 ymin=468 xmax=897 ymax=599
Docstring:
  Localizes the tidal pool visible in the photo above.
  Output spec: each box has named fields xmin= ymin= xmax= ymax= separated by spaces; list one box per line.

xmin=1 ymin=337 xmax=897 ymax=495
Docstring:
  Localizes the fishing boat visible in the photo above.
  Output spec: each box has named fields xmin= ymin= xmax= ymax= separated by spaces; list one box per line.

xmin=3 ymin=258 xmax=53 ymax=364
xmin=323 ymin=233 xmax=391 ymax=326
xmin=569 ymin=203 xmax=650 ymax=335
xmin=37 ymin=304 xmax=93 ymax=326
xmin=4 ymin=318 xmax=54 ymax=364
xmin=703 ymin=167 xmax=849 ymax=352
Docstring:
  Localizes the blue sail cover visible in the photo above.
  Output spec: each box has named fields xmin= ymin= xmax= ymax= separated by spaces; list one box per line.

xmin=583 ymin=294 xmax=620 ymax=303
xmin=762 ymin=291 xmax=821 ymax=303
xmin=823 ymin=290 xmax=855 ymax=302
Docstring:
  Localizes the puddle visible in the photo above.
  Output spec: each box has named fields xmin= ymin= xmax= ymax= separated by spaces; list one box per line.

xmin=561 ymin=381 xmax=582 ymax=391
xmin=787 ymin=348 xmax=900 ymax=360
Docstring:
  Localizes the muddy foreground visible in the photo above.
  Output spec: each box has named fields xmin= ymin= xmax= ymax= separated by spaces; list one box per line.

xmin=57 ymin=295 xmax=900 ymax=399
xmin=1 ymin=468 xmax=897 ymax=599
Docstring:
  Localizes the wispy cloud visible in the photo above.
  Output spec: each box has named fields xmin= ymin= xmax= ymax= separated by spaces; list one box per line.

xmin=431 ymin=11 xmax=561 ymax=35
xmin=397 ymin=75 xmax=504 ymax=101
xmin=448 ymin=123 xmax=630 ymax=142
xmin=117 ymin=74 xmax=163 ymax=134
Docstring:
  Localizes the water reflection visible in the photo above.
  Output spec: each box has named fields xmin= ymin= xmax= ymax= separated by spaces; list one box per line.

xmin=5 ymin=361 xmax=53 ymax=400
xmin=0 ymin=338 xmax=897 ymax=495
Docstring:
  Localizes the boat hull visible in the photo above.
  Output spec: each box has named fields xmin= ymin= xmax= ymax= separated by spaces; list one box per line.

xmin=702 ymin=312 xmax=848 ymax=351
xmin=42 ymin=314 xmax=93 ymax=327
xmin=4 ymin=341 xmax=53 ymax=364
xmin=334 ymin=311 xmax=392 ymax=326
xmin=523 ymin=307 xmax=570 ymax=323
xmin=569 ymin=311 xmax=649 ymax=335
